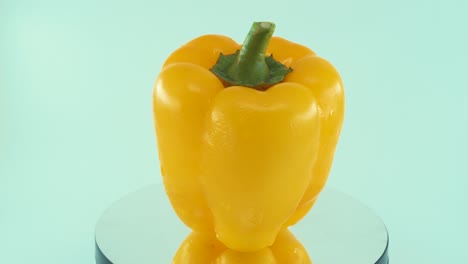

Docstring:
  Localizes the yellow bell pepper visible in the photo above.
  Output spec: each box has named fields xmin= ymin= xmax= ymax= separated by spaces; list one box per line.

xmin=153 ymin=22 xmax=344 ymax=252
xmin=172 ymin=229 xmax=311 ymax=264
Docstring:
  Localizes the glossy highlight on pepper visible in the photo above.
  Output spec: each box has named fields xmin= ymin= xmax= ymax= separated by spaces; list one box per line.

xmin=153 ymin=22 xmax=345 ymax=253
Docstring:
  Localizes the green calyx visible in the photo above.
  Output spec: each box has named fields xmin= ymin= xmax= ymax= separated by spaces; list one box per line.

xmin=210 ymin=22 xmax=292 ymax=91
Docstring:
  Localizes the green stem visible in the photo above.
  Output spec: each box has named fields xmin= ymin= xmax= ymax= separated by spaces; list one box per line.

xmin=227 ymin=22 xmax=275 ymax=86
xmin=210 ymin=22 xmax=292 ymax=90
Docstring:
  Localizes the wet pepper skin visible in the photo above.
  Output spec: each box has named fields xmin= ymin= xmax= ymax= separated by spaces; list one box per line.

xmin=153 ymin=35 xmax=344 ymax=252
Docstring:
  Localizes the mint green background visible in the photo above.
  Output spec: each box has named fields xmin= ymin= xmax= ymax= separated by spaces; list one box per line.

xmin=1 ymin=0 xmax=467 ymax=263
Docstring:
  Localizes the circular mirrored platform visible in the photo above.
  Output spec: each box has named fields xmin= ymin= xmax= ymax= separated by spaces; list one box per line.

xmin=95 ymin=184 xmax=389 ymax=264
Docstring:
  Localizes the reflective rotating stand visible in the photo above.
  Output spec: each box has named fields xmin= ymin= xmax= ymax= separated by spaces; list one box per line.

xmin=95 ymin=185 xmax=389 ymax=264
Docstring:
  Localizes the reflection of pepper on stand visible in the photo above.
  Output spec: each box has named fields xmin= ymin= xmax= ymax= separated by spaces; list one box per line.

xmin=173 ymin=229 xmax=311 ymax=264
xmin=153 ymin=22 xmax=344 ymax=262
